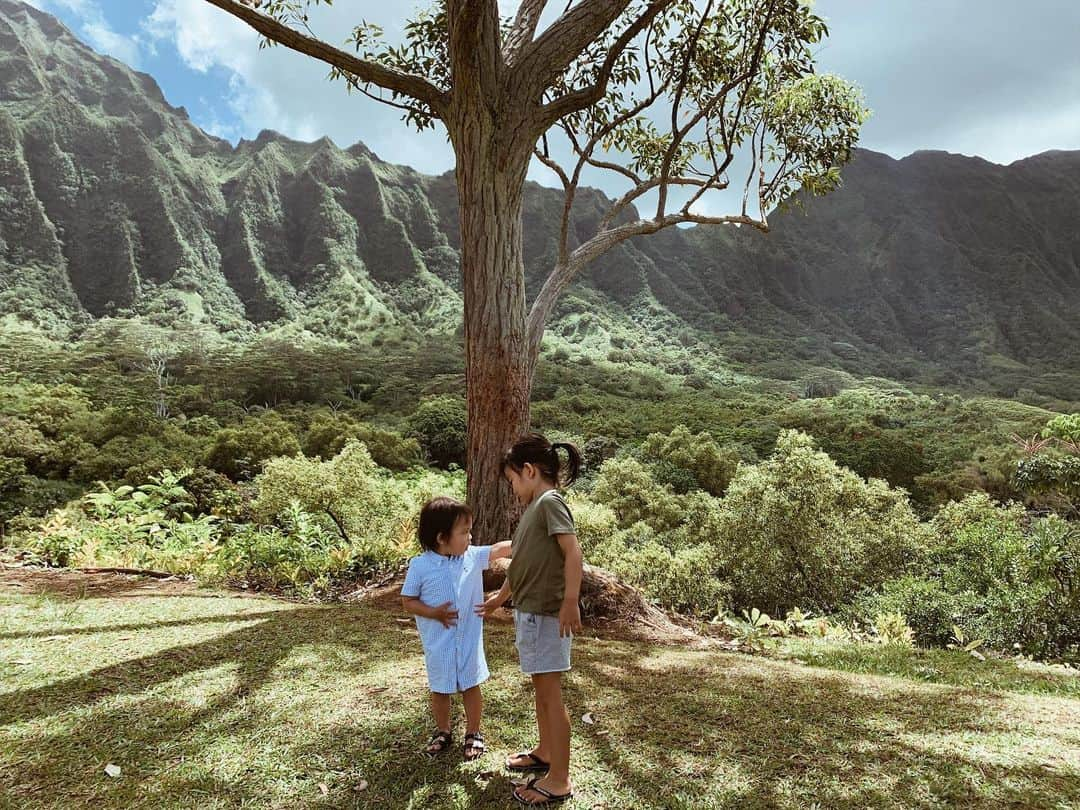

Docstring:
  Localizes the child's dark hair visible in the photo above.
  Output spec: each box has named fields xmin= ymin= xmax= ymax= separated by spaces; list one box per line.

xmin=501 ymin=432 xmax=582 ymax=487
xmin=417 ymin=497 xmax=473 ymax=552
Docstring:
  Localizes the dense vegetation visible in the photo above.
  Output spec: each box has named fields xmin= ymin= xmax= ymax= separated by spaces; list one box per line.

xmin=2 ymin=323 xmax=1076 ymax=662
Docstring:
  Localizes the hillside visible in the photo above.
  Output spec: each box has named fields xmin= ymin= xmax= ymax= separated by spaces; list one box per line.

xmin=1 ymin=0 xmax=1078 ymax=399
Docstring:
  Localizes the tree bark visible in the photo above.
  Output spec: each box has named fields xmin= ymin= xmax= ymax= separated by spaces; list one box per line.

xmin=454 ymin=149 xmax=536 ymax=545
xmin=445 ymin=13 xmax=537 ymax=546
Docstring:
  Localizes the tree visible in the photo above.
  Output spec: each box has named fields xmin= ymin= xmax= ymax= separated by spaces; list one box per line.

xmin=203 ymin=0 xmax=866 ymax=543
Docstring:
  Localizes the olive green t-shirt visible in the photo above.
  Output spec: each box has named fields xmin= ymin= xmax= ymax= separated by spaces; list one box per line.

xmin=507 ymin=489 xmax=577 ymax=616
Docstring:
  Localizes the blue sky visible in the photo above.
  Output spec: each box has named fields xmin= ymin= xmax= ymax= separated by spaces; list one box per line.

xmin=24 ymin=0 xmax=1080 ymax=187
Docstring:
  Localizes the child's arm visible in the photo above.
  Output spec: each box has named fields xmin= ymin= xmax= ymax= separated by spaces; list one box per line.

xmin=555 ymin=533 xmax=583 ymax=637
xmin=488 ymin=540 xmax=512 ymax=562
xmin=475 ymin=579 xmax=511 ymax=618
xmin=401 ymin=596 xmax=458 ymax=628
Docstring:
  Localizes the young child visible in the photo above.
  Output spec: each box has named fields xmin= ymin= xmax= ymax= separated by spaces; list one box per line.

xmin=401 ymin=496 xmax=511 ymax=760
xmin=479 ymin=433 xmax=584 ymax=807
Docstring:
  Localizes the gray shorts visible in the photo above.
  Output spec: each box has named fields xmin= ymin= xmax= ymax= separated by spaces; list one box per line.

xmin=514 ymin=610 xmax=572 ymax=676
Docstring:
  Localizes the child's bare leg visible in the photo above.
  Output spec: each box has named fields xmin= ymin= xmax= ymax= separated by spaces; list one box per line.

xmin=430 ymin=692 xmax=452 ymax=732
xmin=506 ymin=683 xmax=550 ymax=768
xmin=462 ymin=686 xmax=482 ymax=735
xmin=515 ymin=673 xmax=571 ymax=802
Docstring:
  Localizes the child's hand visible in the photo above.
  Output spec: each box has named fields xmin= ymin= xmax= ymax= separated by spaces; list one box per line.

xmin=558 ymin=600 xmax=582 ymax=637
xmin=474 ymin=591 xmax=507 ymax=618
xmin=432 ymin=601 xmax=459 ymax=628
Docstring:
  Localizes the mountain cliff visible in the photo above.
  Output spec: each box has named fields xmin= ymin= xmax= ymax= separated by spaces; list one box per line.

xmin=1 ymin=0 xmax=1078 ymax=398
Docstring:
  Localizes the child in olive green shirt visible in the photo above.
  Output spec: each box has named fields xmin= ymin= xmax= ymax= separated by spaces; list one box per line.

xmin=478 ymin=433 xmax=583 ymax=807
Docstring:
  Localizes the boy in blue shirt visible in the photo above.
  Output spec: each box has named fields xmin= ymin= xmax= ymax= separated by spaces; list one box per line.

xmin=401 ymin=497 xmax=511 ymax=760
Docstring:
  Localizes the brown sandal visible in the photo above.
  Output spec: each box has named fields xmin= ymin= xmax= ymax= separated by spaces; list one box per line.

xmin=423 ymin=729 xmax=452 ymax=758
xmin=463 ymin=732 xmax=486 ymax=761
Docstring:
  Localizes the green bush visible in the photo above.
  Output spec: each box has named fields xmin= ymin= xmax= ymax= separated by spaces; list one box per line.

xmin=407 ymin=396 xmax=467 ymax=469
xmin=252 ymin=441 xmax=405 ymax=562
xmin=853 ymin=576 xmax=978 ymax=646
xmin=582 ymin=519 xmax=728 ymax=616
xmin=714 ymin=430 xmax=927 ymax=613
xmin=181 ymin=466 xmax=242 ymax=518
xmin=858 ymin=495 xmax=1080 ymax=660
xmin=591 ymin=457 xmax=685 ymax=531
xmin=641 ymin=425 xmax=741 ymax=496
xmin=204 ymin=414 xmax=302 ymax=480
xmin=212 ymin=504 xmax=355 ymax=593
xmin=303 ymin=413 xmax=423 ymax=471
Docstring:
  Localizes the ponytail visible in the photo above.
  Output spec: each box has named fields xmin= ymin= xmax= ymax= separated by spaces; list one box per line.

xmin=502 ymin=433 xmax=582 ymax=488
xmin=551 ymin=441 xmax=582 ymax=487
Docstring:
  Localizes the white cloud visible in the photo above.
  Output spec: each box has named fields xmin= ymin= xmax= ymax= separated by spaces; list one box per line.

xmin=144 ymin=0 xmax=326 ymax=145
xmin=35 ymin=0 xmax=142 ymax=66
xmin=142 ymin=0 xmax=454 ymax=170
xmin=126 ymin=1 xmax=1080 ymax=190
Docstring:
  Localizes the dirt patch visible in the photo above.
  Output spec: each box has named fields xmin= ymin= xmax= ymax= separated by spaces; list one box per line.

xmin=2 ymin=565 xmax=209 ymax=600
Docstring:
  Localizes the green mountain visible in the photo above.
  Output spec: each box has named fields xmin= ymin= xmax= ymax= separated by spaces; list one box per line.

xmin=1 ymin=0 xmax=1078 ymax=400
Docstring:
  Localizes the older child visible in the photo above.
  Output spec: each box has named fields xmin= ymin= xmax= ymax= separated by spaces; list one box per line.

xmin=401 ymin=497 xmax=510 ymax=760
xmin=479 ymin=433 xmax=583 ymax=806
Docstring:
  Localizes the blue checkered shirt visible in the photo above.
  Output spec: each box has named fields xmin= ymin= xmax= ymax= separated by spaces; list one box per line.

xmin=401 ymin=545 xmax=493 ymax=694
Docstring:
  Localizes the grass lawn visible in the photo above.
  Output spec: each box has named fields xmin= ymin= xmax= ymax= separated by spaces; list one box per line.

xmin=1 ymin=570 xmax=1079 ymax=809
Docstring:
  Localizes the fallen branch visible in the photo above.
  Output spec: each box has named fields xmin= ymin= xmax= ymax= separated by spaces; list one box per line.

xmin=75 ymin=567 xmax=181 ymax=579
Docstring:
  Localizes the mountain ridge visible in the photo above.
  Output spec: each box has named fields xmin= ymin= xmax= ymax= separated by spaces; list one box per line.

xmin=1 ymin=0 xmax=1078 ymax=400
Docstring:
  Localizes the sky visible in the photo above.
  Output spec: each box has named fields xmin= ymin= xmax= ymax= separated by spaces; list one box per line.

xmin=20 ymin=0 xmax=1080 ymax=194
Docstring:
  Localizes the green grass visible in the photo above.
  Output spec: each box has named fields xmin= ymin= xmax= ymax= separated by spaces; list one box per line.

xmin=2 ymin=579 xmax=1079 ymax=809
xmin=777 ymin=638 xmax=1080 ymax=699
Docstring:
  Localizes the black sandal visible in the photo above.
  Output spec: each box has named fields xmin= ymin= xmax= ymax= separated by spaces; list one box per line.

xmin=505 ymin=751 xmax=549 ymax=773
xmin=463 ymin=732 xmax=486 ymax=761
xmin=423 ymin=729 xmax=452 ymax=758
xmin=512 ymin=776 xmax=573 ymax=806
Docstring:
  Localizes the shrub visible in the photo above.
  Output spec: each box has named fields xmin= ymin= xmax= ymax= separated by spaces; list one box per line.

xmin=212 ymin=504 xmax=356 ymax=593
xmin=304 ymin=413 xmax=423 ymax=471
xmin=591 ymin=457 xmax=684 ymax=531
xmin=407 ymin=396 xmax=467 ymax=468
xmin=611 ymin=538 xmax=727 ymax=615
xmin=858 ymin=495 xmax=1080 ymax=659
xmin=713 ymin=430 xmax=927 ymax=613
xmin=873 ymin=612 xmax=915 ymax=647
xmin=252 ymin=441 xmax=404 ymax=563
xmin=204 ymin=414 xmax=302 ymax=480
xmin=0 ymin=472 xmax=81 ymax=531
xmin=582 ymin=519 xmax=728 ymax=616
xmin=183 ymin=466 xmax=242 ymax=518
xmin=853 ymin=576 xmax=978 ymax=646
xmin=582 ymin=436 xmax=620 ymax=470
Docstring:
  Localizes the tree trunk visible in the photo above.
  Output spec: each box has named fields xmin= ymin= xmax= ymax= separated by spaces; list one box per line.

xmin=449 ymin=102 xmax=536 ymax=546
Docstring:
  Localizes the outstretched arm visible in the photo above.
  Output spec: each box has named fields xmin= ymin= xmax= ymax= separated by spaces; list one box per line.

xmin=475 ymin=580 xmax=512 ymax=618
xmin=488 ymin=540 xmax=513 ymax=563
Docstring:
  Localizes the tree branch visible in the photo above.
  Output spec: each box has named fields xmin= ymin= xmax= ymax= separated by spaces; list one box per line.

xmin=527 ymin=210 xmax=767 ymax=350
xmin=532 ymin=0 xmax=676 ymax=131
xmin=503 ymin=0 xmax=549 ymax=65
xmin=200 ymin=0 xmax=449 ymax=115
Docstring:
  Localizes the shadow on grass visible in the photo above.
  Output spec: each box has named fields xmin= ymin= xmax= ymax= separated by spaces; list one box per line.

xmin=563 ymin=645 xmax=1080 ymax=809
xmin=2 ymin=597 xmax=1078 ymax=809
xmin=0 ymin=609 xmax=292 ymax=641
xmin=0 ymin=604 xmax=403 ymax=727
